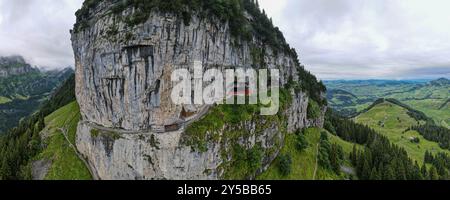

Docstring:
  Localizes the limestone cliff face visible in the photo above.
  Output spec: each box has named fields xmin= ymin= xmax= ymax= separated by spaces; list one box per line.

xmin=286 ymin=91 xmax=326 ymax=133
xmin=76 ymin=117 xmax=283 ymax=180
xmin=72 ymin=1 xmax=325 ymax=180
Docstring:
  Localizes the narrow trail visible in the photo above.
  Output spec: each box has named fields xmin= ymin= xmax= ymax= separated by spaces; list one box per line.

xmin=58 ymin=128 xmax=100 ymax=180
xmin=85 ymin=105 xmax=211 ymax=134
xmin=68 ymin=105 xmax=212 ymax=180
xmin=313 ymin=143 xmax=320 ymax=180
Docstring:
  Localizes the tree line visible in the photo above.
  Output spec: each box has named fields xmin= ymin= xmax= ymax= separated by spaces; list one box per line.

xmin=424 ymin=151 xmax=450 ymax=179
xmin=317 ymin=131 xmax=345 ymax=175
xmin=325 ymin=110 xmax=445 ymax=180
xmin=0 ymin=75 xmax=76 ymax=180
xmin=410 ymin=124 xmax=450 ymax=150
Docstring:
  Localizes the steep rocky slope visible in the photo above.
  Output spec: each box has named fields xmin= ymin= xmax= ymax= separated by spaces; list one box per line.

xmin=0 ymin=56 xmax=38 ymax=77
xmin=71 ymin=0 xmax=326 ymax=180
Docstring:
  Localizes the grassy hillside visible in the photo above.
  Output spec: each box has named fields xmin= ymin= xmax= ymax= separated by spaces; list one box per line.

xmin=33 ymin=102 xmax=92 ymax=180
xmin=406 ymin=99 xmax=450 ymax=128
xmin=327 ymin=89 xmax=372 ymax=115
xmin=0 ymin=96 xmax=12 ymax=104
xmin=325 ymin=79 xmax=450 ymax=128
xmin=328 ymin=132 xmax=362 ymax=155
xmin=258 ymin=128 xmax=357 ymax=180
xmin=0 ymin=75 xmax=78 ymax=180
xmin=354 ymin=101 xmax=450 ymax=164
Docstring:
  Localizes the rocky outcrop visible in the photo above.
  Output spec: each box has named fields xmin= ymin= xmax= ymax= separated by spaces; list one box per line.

xmin=0 ymin=56 xmax=37 ymax=77
xmin=76 ymin=122 xmax=221 ymax=180
xmin=31 ymin=159 xmax=52 ymax=180
xmin=286 ymin=91 xmax=326 ymax=133
xmin=72 ymin=11 xmax=299 ymax=131
xmin=72 ymin=1 xmax=326 ymax=180
xmin=76 ymin=117 xmax=283 ymax=180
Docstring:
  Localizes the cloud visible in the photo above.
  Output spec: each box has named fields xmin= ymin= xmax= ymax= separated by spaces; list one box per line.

xmin=0 ymin=0 xmax=83 ymax=69
xmin=0 ymin=0 xmax=449 ymax=79
xmin=259 ymin=0 xmax=450 ymax=79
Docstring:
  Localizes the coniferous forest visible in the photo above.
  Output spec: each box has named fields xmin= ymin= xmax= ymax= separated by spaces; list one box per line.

xmin=411 ymin=124 xmax=450 ymax=150
xmin=0 ymin=75 xmax=75 ymax=180
xmin=326 ymin=110 xmax=449 ymax=180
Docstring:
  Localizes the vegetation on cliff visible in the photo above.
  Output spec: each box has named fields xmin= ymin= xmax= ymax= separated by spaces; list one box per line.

xmin=181 ymin=89 xmax=292 ymax=179
xmin=75 ymin=0 xmax=289 ymax=52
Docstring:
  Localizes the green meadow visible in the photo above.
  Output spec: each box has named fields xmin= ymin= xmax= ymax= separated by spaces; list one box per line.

xmin=355 ymin=101 xmax=450 ymax=164
xmin=34 ymin=101 xmax=92 ymax=180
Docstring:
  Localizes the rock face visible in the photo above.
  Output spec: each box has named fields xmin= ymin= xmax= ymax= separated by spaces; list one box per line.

xmin=72 ymin=1 xmax=325 ymax=180
xmin=72 ymin=11 xmax=298 ymax=131
xmin=76 ymin=118 xmax=284 ymax=180
xmin=286 ymin=91 xmax=326 ymax=133
xmin=0 ymin=56 xmax=37 ymax=77
xmin=76 ymin=122 xmax=221 ymax=180
xmin=31 ymin=159 xmax=52 ymax=180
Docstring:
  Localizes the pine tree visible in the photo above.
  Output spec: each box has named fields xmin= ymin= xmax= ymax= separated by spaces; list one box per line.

xmin=0 ymin=156 xmax=12 ymax=180
xmin=317 ymin=131 xmax=337 ymax=171
xmin=295 ymin=132 xmax=308 ymax=152
xmin=414 ymin=161 xmax=424 ymax=180
xmin=350 ymin=145 xmax=358 ymax=165
xmin=369 ymin=167 xmax=381 ymax=180
xmin=330 ymin=144 xmax=341 ymax=174
xmin=383 ymin=165 xmax=396 ymax=180
xmin=37 ymin=115 xmax=45 ymax=132
xmin=429 ymin=166 xmax=439 ymax=180
xmin=396 ymin=159 xmax=407 ymax=180
xmin=421 ymin=164 xmax=428 ymax=180
xmin=424 ymin=150 xmax=433 ymax=163
xmin=278 ymin=154 xmax=292 ymax=176
xmin=361 ymin=158 xmax=371 ymax=180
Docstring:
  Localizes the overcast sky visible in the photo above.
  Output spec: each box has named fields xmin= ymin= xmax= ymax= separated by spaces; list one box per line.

xmin=1 ymin=0 xmax=449 ymax=79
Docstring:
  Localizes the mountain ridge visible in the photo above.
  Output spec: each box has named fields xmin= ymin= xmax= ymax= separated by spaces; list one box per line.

xmin=0 ymin=55 xmax=39 ymax=77
xmin=0 ymin=56 xmax=75 ymax=134
xmin=430 ymin=78 xmax=450 ymax=86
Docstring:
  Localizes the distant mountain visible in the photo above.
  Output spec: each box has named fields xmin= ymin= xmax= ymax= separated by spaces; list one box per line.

xmin=326 ymin=89 xmax=369 ymax=116
xmin=0 ymin=56 xmax=39 ymax=77
xmin=0 ymin=55 xmax=74 ymax=134
xmin=430 ymin=78 xmax=450 ymax=86
xmin=324 ymin=79 xmax=427 ymax=86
